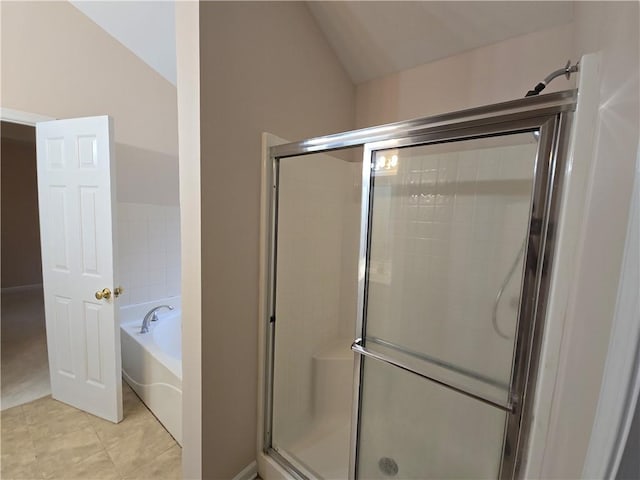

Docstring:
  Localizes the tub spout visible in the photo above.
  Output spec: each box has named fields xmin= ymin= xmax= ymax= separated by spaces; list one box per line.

xmin=140 ymin=305 xmax=174 ymax=334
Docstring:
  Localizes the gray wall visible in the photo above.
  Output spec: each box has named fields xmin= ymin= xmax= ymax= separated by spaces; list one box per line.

xmin=1 ymin=123 xmax=42 ymax=289
xmin=617 ymin=392 xmax=640 ymax=479
xmin=198 ymin=2 xmax=355 ymax=477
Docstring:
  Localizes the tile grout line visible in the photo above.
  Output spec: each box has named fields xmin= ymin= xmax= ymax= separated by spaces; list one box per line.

xmin=122 ymin=442 xmax=178 ymax=480
xmin=87 ymin=411 xmax=125 ymax=480
xmin=101 ymin=391 xmax=175 ymax=480
xmin=24 ymin=399 xmax=116 ymax=480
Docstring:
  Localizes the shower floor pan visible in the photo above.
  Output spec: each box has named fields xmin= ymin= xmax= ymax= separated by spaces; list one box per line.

xmin=277 ymin=339 xmax=353 ymax=479
xmin=278 ymin=415 xmax=351 ymax=480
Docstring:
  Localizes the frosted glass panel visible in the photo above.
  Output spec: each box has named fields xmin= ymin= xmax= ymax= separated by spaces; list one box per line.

xmin=357 ymin=358 xmax=507 ymax=479
xmin=271 ymin=148 xmax=362 ymax=479
xmin=365 ymin=133 xmax=537 ymax=403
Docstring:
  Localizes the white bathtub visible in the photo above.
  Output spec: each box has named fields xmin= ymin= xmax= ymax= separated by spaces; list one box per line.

xmin=120 ymin=297 xmax=182 ymax=444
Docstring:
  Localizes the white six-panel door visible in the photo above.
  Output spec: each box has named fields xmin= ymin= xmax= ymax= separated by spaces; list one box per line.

xmin=35 ymin=116 xmax=122 ymax=423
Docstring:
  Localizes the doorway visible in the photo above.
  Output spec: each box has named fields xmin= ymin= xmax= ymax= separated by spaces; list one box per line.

xmin=0 ymin=121 xmax=49 ymax=409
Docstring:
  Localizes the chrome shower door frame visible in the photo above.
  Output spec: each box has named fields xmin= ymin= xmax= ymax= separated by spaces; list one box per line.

xmin=263 ymin=91 xmax=576 ymax=480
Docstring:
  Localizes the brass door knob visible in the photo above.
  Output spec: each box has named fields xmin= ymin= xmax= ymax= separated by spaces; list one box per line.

xmin=95 ymin=288 xmax=112 ymax=300
xmin=114 ymin=286 xmax=124 ymax=298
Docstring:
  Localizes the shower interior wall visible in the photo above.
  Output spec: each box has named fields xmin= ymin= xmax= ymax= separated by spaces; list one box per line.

xmin=273 ymin=150 xmax=361 ymax=451
xmin=365 ymin=140 xmax=536 ymax=382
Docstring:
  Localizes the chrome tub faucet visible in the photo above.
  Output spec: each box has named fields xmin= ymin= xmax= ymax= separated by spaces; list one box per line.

xmin=140 ymin=305 xmax=174 ymax=333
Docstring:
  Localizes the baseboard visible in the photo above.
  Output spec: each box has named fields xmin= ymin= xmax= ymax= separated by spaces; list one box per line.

xmin=1 ymin=283 xmax=43 ymax=294
xmin=232 ymin=461 xmax=258 ymax=480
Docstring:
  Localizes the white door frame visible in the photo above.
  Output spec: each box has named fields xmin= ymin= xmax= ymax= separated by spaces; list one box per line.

xmin=0 ymin=107 xmax=54 ymax=126
xmin=175 ymin=2 xmax=203 ymax=478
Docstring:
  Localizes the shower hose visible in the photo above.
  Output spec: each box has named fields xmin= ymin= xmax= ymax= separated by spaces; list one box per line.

xmin=491 ymin=59 xmax=579 ymax=340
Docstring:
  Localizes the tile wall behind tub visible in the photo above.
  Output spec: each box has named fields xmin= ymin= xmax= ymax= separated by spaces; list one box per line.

xmin=116 ymin=203 xmax=181 ymax=306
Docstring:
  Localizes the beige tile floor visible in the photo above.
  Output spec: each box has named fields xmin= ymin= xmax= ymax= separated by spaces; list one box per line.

xmin=0 ymin=382 xmax=181 ymax=480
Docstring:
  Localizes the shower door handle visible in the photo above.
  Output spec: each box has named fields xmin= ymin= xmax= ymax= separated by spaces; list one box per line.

xmin=351 ymin=338 xmax=514 ymax=413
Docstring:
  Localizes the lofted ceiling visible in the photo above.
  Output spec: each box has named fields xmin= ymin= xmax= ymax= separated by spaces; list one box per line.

xmin=307 ymin=1 xmax=575 ymax=84
xmin=69 ymin=1 xmax=574 ymax=88
xmin=70 ymin=1 xmax=177 ymax=85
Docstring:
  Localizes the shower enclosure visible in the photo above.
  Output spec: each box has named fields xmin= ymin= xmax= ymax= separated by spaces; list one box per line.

xmin=262 ymin=91 xmax=576 ymax=479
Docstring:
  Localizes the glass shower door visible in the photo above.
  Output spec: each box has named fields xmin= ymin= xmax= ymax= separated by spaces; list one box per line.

xmin=353 ymin=132 xmax=542 ymax=479
xmin=269 ymin=147 xmax=363 ymax=479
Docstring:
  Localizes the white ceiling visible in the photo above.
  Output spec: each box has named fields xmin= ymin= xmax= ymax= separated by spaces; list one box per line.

xmin=69 ymin=1 xmax=574 ymax=88
xmin=307 ymin=1 xmax=575 ymax=84
xmin=70 ymin=1 xmax=176 ymax=85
